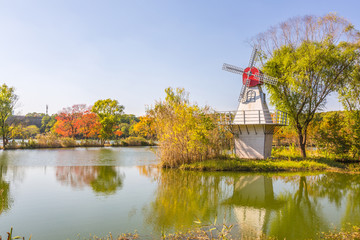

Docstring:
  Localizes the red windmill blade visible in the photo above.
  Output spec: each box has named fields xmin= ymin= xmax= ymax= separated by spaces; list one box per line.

xmin=222 ymin=46 xmax=278 ymax=102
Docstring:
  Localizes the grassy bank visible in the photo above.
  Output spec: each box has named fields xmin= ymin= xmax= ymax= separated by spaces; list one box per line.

xmin=176 ymin=145 xmax=360 ymax=173
xmin=179 ymin=155 xmax=359 ymax=173
xmin=180 ymin=157 xmax=331 ymax=172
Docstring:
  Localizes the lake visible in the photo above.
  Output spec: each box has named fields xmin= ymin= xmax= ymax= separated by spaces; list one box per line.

xmin=0 ymin=147 xmax=359 ymax=239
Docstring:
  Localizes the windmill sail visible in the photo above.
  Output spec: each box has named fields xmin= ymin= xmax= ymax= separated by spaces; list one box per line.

xmin=260 ymin=74 xmax=278 ymax=85
xmin=248 ymin=46 xmax=259 ymax=68
xmin=222 ymin=63 xmax=244 ymax=75
xmin=239 ymin=78 xmax=251 ymax=101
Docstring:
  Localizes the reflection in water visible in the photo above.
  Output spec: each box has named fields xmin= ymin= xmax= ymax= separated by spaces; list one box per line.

xmin=268 ymin=176 xmax=328 ymax=239
xmin=1 ymin=147 xmax=360 ymax=240
xmin=0 ymin=153 xmax=12 ymax=215
xmin=142 ymin=170 xmax=228 ymax=232
xmin=55 ymin=148 xmax=125 ymax=195
xmin=313 ymin=173 xmax=360 ymax=227
xmin=56 ymin=166 xmax=124 ymax=195
xmin=139 ymin=169 xmax=360 ymax=240
xmin=0 ymin=167 xmax=11 ymax=214
xmin=222 ymin=176 xmax=284 ymax=239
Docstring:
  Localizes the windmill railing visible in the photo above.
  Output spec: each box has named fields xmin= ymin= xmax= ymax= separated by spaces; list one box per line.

xmin=217 ymin=110 xmax=289 ymax=126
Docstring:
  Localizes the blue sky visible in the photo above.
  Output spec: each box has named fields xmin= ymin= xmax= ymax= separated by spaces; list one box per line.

xmin=1 ymin=0 xmax=359 ymax=115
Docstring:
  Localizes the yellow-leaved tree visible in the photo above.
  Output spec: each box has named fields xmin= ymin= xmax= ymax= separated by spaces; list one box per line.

xmin=146 ymin=87 xmax=229 ymax=167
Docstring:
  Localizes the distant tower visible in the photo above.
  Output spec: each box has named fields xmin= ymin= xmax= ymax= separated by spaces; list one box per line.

xmin=46 ymin=105 xmax=48 ymax=115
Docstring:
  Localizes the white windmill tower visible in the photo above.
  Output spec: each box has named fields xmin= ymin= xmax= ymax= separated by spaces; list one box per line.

xmin=221 ymin=46 xmax=288 ymax=159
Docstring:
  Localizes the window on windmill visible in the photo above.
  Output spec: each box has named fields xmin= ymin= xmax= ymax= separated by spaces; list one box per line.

xmin=246 ymin=90 xmax=256 ymax=102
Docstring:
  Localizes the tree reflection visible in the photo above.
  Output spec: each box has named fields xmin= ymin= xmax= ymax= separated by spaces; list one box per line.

xmin=143 ymin=170 xmax=225 ymax=232
xmin=268 ymin=176 xmax=328 ymax=240
xmin=140 ymin=168 xmax=360 ymax=239
xmin=56 ymin=166 xmax=124 ymax=195
xmin=305 ymin=173 xmax=360 ymax=228
xmin=91 ymin=166 xmax=123 ymax=194
xmin=0 ymin=153 xmax=12 ymax=215
xmin=339 ymin=174 xmax=360 ymax=227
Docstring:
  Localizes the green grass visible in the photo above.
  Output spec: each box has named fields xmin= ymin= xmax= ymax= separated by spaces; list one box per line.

xmin=178 ymin=145 xmax=360 ymax=173
xmin=180 ymin=157 xmax=331 ymax=172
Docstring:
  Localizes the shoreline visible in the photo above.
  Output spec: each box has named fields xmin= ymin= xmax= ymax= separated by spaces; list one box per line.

xmin=2 ymin=146 xmax=359 ymax=174
xmin=176 ymin=157 xmax=360 ymax=174
xmin=1 ymin=144 xmax=156 ymax=150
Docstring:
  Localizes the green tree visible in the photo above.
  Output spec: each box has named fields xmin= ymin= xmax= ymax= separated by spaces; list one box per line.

xmin=40 ymin=114 xmax=57 ymax=133
xmin=337 ymin=51 xmax=360 ymax=158
xmin=116 ymin=114 xmax=140 ymax=138
xmin=0 ymin=84 xmax=18 ymax=149
xmin=338 ymin=55 xmax=360 ymax=111
xmin=24 ymin=125 xmax=40 ymax=138
xmin=255 ymin=14 xmax=360 ymax=157
xmin=314 ymin=112 xmax=349 ymax=156
xmin=91 ymin=99 xmax=124 ymax=144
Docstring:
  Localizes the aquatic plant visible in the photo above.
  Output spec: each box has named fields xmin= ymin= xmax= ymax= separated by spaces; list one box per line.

xmin=0 ymin=227 xmax=31 ymax=240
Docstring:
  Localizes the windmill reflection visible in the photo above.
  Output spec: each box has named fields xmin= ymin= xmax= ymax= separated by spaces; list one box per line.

xmin=56 ymin=166 xmax=124 ymax=195
xmin=223 ymin=175 xmax=283 ymax=239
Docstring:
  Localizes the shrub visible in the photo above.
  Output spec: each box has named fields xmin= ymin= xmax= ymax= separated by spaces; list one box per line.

xmin=80 ymin=139 xmax=103 ymax=147
xmin=122 ymin=136 xmax=149 ymax=146
xmin=35 ymin=133 xmax=61 ymax=148
xmin=59 ymin=137 xmax=77 ymax=147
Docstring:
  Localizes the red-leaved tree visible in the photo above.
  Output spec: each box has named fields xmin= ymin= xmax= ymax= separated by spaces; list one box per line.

xmin=54 ymin=104 xmax=87 ymax=138
xmin=54 ymin=104 xmax=102 ymax=139
xmin=75 ymin=110 xmax=101 ymax=139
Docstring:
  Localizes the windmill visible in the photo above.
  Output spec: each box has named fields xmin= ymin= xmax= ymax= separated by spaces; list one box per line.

xmin=221 ymin=46 xmax=288 ymax=159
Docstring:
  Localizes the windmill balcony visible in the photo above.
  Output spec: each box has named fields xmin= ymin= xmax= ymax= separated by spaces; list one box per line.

xmin=217 ymin=110 xmax=288 ymax=126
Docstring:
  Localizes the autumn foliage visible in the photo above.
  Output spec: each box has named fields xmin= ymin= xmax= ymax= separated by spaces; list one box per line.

xmin=133 ymin=115 xmax=156 ymax=140
xmin=54 ymin=104 xmax=100 ymax=138
xmin=76 ymin=111 xmax=101 ymax=138
xmin=148 ymin=87 xmax=230 ymax=167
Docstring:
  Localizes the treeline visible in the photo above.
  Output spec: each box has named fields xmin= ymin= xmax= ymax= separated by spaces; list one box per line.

xmin=2 ymin=93 xmax=153 ymax=149
xmin=275 ymin=110 xmax=360 ymax=159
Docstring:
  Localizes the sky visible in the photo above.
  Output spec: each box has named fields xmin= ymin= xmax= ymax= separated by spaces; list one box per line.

xmin=0 ymin=0 xmax=359 ymax=116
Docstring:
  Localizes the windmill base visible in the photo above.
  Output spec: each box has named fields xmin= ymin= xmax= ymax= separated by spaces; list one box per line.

xmin=233 ymin=125 xmax=274 ymax=159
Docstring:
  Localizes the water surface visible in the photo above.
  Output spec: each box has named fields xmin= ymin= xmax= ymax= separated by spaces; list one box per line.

xmin=0 ymin=147 xmax=359 ymax=239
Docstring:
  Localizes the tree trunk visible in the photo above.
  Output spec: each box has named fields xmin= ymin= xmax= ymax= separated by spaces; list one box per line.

xmin=300 ymin=143 xmax=306 ymax=158
xmin=2 ymin=123 xmax=6 ymax=150
xmin=2 ymin=135 xmax=5 ymax=149
xmin=298 ymin=132 xmax=307 ymax=158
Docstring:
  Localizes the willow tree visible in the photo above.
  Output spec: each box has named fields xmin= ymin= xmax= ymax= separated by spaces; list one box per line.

xmin=254 ymin=14 xmax=360 ymax=157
